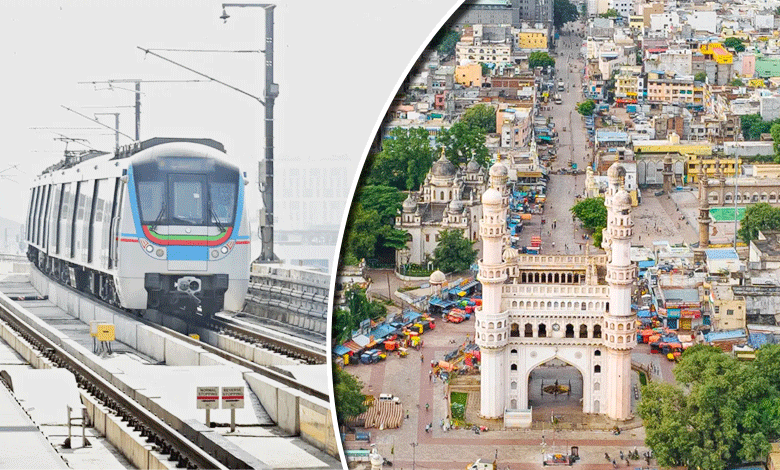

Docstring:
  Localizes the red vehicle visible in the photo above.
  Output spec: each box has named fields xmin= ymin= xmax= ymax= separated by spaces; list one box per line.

xmin=447 ymin=311 xmax=466 ymax=323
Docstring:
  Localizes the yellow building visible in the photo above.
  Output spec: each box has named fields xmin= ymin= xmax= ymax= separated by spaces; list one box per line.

xmin=634 ymin=133 xmax=713 ymax=157
xmin=700 ymin=43 xmax=733 ymax=64
xmin=517 ymin=29 xmax=547 ymax=49
xmin=455 ymin=63 xmax=483 ymax=87
xmin=629 ymin=16 xmax=644 ymax=31
xmin=706 ymin=284 xmax=746 ymax=331
xmin=687 ymin=155 xmax=740 ymax=183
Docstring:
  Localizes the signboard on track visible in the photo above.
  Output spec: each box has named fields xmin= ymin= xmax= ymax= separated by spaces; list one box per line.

xmin=221 ymin=386 xmax=245 ymax=409
xmin=196 ymin=386 xmax=219 ymax=410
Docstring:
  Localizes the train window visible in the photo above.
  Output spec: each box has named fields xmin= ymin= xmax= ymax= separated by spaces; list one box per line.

xmin=41 ymin=185 xmax=52 ymax=248
xmin=209 ymin=182 xmax=237 ymax=226
xmin=52 ymin=184 xmax=64 ymax=254
xmin=170 ymin=175 xmax=205 ymax=225
xmin=137 ymin=181 xmax=165 ymax=224
xmin=26 ymin=188 xmax=35 ymax=241
xmin=38 ymin=185 xmax=50 ymax=247
xmin=71 ymin=182 xmax=82 ymax=258
xmin=60 ymin=183 xmax=73 ymax=257
xmin=30 ymin=187 xmax=40 ymax=243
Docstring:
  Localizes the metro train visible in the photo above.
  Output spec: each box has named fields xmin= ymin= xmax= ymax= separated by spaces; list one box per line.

xmin=24 ymin=138 xmax=251 ymax=317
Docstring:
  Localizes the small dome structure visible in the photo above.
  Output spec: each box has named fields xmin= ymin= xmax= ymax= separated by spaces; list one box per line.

xmin=402 ymin=194 xmax=416 ymax=212
xmin=430 ymin=270 xmax=446 ymax=284
xmin=482 ymin=188 xmax=502 ymax=205
xmin=431 ymin=152 xmax=457 ymax=178
xmin=466 ymin=158 xmax=481 ymax=173
xmin=502 ymin=247 xmax=519 ymax=261
xmin=449 ymin=199 xmax=464 ymax=213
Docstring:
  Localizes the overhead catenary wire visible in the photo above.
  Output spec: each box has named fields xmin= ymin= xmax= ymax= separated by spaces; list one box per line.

xmin=137 ymin=47 xmax=264 ymax=105
xmin=145 ymin=47 xmax=264 ymax=53
xmin=60 ymin=105 xmax=134 ymax=140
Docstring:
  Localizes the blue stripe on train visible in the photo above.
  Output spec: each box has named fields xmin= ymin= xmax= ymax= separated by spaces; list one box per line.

xmin=167 ymin=245 xmax=209 ymax=261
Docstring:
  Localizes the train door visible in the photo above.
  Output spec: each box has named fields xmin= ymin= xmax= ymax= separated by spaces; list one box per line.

xmin=166 ymin=173 xmax=208 ymax=271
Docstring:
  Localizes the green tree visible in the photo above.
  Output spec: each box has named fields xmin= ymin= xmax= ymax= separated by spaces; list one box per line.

xmin=332 ymin=365 xmax=367 ymax=426
xmin=576 ymin=99 xmax=596 ymax=116
xmin=332 ymin=285 xmax=387 ymax=343
xmin=357 ymin=185 xmax=406 ymax=226
xmin=738 ymin=202 xmax=780 ymax=242
xmin=461 ymin=104 xmax=496 ymax=134
xmin=431 ymin=29 xmax=461 ymax=59
xmin=741 ymin=113 xmax=775 ymax=141
xmin=528 ymin=51 xmax=555 ymax=69
xmin=694 ymin=71 xmax=707 ymax=83
xmin=433 ymin=229 xmax=477 ymax=273
xmin=479 ymin=62 xmax=490 ymax=77
xmin=599 ymin=8 xmax=619 ymax=17
xmin=553 ymin=0 xmax=579 ymax=27
xmin=344 ymin=203 xmax=381 ymax=261
xmin=772 ymin=122 xmax=780 ymax=157
xmin=367 ymin=127 xmax=434 ymax=190
xmin=723 ymin=37 xmax=746 ymax=52
xmin=437 ymin=122 xmax=490 ymax=167
xmin=731 ymin=78 xmax=744 ymax=87
xmin=570 ymin=197 xmax=607 ymax=247
xmin=639 ymin=345 xmax=780 ymax=469
xmin=754 ymin=344 xmax=780 ymax=391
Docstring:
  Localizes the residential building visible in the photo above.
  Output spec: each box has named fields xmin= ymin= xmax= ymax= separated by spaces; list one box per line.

xmin=516 ymin=25 xmax=548 ymax=50
xmin=496 ymin=105 xmax=533 ymax=148
xmin=456 ymin=42 xmax=511 ymax=65
xmin=455 ymin=63 xmax=484 ymax=87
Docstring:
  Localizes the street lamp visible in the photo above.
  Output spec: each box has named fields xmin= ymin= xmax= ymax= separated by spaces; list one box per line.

xmin=410 ymin=442 xmax=418 ymax=470
xmin=221 ymin=3 xmax=279 ymax=262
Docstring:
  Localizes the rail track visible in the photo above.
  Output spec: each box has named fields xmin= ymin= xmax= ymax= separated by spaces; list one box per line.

xmin=30 ymin=264 xmax=330 ymax=399
xmin=0 ymin=297 xmax=225 ymax=470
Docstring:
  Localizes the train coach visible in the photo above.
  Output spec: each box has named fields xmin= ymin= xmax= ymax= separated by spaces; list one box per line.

xmin=24 ymin=137 xmax=251 ymax=317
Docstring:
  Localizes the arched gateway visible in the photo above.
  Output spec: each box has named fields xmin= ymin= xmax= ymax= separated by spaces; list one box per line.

xmin=476 ymin=161 xmax=637 ymax=428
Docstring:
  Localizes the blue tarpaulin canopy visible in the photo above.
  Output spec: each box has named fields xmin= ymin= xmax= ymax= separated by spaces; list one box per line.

xmin=333 ymin=345 xmax=350 ymax=356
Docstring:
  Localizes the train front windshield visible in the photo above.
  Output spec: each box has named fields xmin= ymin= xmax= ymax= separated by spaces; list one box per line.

xmin=133 ymin=157 xmax=239 ymax=227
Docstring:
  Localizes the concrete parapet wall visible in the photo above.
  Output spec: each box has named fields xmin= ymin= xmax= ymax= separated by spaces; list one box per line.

xmin=243 ymin=372 xmax=336 ymax=457
xmin=299 ymin=394 xmax=338 ymax=457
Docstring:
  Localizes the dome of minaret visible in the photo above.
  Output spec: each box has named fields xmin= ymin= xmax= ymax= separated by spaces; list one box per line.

xmin=615 ymin=188 xmax=632 ymax=207
xmin=502 ymin=247 xmax=519 ymax=261
xmin=482 ymin=187 xmax=502 ymax=205
xmin=607 ymin=163 xmax=625 ymax=180
xmin=449 ymin=199 xmax=464 ymax=213
xmin=489 ymin=160 xmax=508 ymax=177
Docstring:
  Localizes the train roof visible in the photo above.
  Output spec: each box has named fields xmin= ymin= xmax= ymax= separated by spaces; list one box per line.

xmin=35 ymin=138 xmax=230 ymax=184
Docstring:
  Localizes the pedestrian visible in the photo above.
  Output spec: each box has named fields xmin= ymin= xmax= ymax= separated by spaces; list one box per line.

xmin=625 ymin=460 xmax=630 ymax=467
xmin=620 ymin=451 xmax=624 ymax=460
xmin=426 ymin=403 xmax=429 ymax=411
xmin=612 ymin=459 xmax=617 ymax=468
xmin=429 ymin=371 xmax=433 ymax=382
xmin=421 ymin=354 xmax=424 ymax=363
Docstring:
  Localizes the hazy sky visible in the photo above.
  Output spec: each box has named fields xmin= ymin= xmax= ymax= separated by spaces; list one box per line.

xmin=0 ymin=0 xmax=463 ymax=225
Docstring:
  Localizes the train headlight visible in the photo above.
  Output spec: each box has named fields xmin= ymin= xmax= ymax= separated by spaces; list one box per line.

xmin=145 ymin=245 xmax=154 ymax=253
xmin=212 ymin=250 xmax=219 ymax=258
xmin=221 ymin=245 xmax=229 ymax=254
xmin=156 ymin=249 xmax=164 ymax=257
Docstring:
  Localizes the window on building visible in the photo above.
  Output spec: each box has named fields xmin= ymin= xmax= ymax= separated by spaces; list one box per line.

xmin=727 ymin=309 xmax=734 ymax=316
xmin=425 ymin=234 xmax=430 ymax=242
xmin=594 ymin=365 xmax=601 ymax=373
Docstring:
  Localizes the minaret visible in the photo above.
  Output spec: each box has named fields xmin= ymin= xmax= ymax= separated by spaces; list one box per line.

xmin=662 ymin=154 xmax=673 ymax=193
xmin=696 ymin=165 xmax=711 ymax=262
xmin=603 ymin=163 xmax=636 ymax=422
xmin=476 ymin=160 xmax=509 ymax=419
